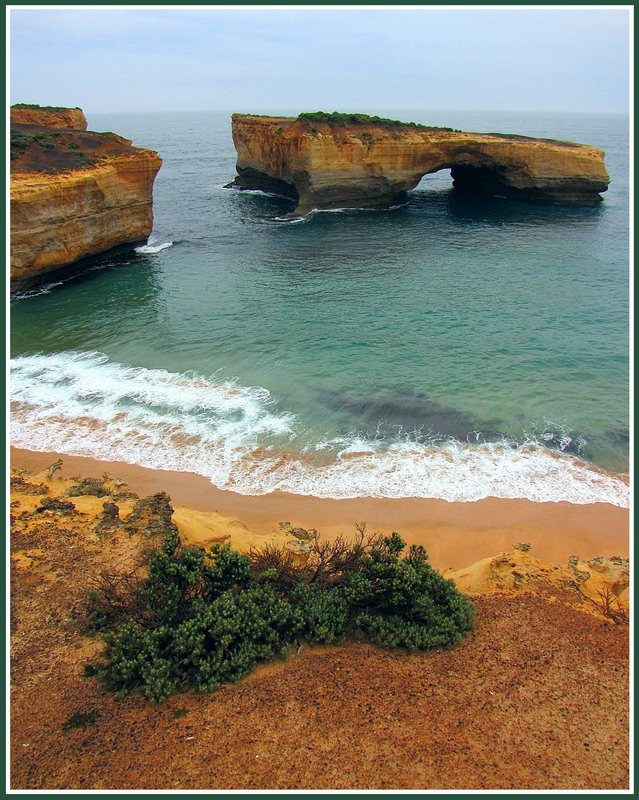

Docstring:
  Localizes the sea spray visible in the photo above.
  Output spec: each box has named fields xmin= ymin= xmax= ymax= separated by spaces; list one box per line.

xmin=134 ymin=238 xmax=174 ymax=254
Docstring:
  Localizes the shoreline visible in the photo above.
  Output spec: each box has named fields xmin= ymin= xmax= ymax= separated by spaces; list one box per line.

xmin=11 ymin=446 xmax=629 ymax=570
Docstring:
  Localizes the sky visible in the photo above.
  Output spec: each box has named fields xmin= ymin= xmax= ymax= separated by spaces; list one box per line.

xmin=8 ymin=5 xmax=631 ymax=115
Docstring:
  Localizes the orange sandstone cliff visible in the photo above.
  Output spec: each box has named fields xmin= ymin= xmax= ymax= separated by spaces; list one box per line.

xmin=228 ymin=113 xmax=610 ymax=216
xmin=10 ymin=105 xmax=162 ymax=290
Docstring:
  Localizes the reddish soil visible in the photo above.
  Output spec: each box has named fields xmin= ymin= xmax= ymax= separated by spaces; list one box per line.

xmin=10 ymin=476 xmax=629 ymax=791
xmin=10 ymin=124 xmax=139 ymax=174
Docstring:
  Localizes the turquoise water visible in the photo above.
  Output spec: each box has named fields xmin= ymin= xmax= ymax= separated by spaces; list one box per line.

xmin=10 ymin=109 xmax=629 ymax=505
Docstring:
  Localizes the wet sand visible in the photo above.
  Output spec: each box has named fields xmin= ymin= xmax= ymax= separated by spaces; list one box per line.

xmin=11 ymin=447 xmax=629 ymax=570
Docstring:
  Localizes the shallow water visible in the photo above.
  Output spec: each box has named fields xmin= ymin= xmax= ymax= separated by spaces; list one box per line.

xmin=10 ymin=109 xmax=629 ymax=505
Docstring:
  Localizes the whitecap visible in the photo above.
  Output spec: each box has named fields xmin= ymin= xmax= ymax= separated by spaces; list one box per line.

xmin=134 ymin=239 xmax=174 ymax=254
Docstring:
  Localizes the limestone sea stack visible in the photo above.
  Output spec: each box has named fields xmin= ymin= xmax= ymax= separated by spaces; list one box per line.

xmin=10 ymin=104 xmax=162 ymax=291
xmin=228 ymin=112 xmax=610 ymax=217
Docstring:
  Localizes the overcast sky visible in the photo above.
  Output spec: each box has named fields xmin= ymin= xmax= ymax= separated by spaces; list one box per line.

xmin=9 ymin=6 xmax=631 ymax=115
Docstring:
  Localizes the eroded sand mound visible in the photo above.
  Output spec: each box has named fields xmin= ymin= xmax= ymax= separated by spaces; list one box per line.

xmin=444 ymin=543 xmax=629 ymax=622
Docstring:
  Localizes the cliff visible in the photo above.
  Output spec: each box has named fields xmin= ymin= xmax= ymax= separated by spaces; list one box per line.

xmin=10 ymin=106 xmax=162 ymax=290
xmin=11 ymin=104 xmax=87 ymax=130
xmin=228 ymin=113 xmax=610 ymax=216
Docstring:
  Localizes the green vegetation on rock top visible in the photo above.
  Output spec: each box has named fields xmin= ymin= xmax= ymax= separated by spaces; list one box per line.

xmin=10 ymin=129 xmax=99 ymax=169
xmin=12 ymin=103 xmax=80 ymax=111
xmin=297 ymin=111 xmax=457 ymax=132
xmin=11 ymin=130 xmax=59 ymax=151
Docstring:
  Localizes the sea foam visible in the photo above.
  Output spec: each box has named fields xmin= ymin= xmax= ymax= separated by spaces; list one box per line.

xmin=10 ymin=352 xmax=630 ymax=508
xmin=134 ymin=238 xmax=174 ymax=254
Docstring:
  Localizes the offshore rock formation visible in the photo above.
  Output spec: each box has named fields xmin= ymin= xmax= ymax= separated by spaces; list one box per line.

xmin=10 ymin=105 xmax=162 ymax=290
xmin=228 ymin=113 xmax=610 ymax=217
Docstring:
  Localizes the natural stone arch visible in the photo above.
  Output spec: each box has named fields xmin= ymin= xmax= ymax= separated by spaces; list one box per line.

xmin=228 ymin=114 xmax=609 ymax=217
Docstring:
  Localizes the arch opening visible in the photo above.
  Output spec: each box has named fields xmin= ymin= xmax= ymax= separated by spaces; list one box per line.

xmin=413 ymin=168 xmax=455 ymax=195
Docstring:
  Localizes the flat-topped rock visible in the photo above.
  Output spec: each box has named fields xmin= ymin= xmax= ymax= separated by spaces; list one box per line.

xmin=10 ymin=105 xmax=162 ymax=290
xmin=11 ymin=103 xmax=88 ymax=130
xmin=228 ymin=112 xmax=610 ymax=216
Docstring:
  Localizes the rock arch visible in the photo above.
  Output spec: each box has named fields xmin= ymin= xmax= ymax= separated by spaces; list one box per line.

xmin=228 ymin=114 xmax=609 ymax=217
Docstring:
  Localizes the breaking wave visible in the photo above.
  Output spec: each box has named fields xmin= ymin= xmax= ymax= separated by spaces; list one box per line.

xmin=134 ymin=238 xmax=174 ymax=254
xmin=10 ymin=352 xmax=629 ymax=507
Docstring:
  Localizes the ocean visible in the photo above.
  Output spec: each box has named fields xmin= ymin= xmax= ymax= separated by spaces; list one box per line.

xmin=9 ymin=109 xmax=630 ymax=507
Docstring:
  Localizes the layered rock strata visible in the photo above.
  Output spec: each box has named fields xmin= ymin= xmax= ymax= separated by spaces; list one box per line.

xmin=10 ymin=106 xmax=162 ymax=290
xmin=229 ymin=114 xmax=609 ymax=216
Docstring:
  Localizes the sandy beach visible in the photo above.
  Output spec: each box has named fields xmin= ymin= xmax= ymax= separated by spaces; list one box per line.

xmin=11 ymin=446 xmax=630 ymax=570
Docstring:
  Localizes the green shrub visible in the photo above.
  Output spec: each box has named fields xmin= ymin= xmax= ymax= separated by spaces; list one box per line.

xmin=10 ymin=130 xmax=63 ymax=158
xmin=173 ymin=584 xmax=299 ymax=692
xmin=289 ymin=582 xmax=349 ymax=644
xmin=95 ymin=584 xmax=300 ymax=701
xmin=141 ymin=531 xmax=207 ymax=626
xmin=10 ymin=132 xmax=33 ymax=150
xmin=86 ymin=589 xmax=110 ymax=632
xmin=201 ymin=542 xmax=251 ymax=598
xmin=96 ymin=619 xmax=181 ymax=702
xmin=87 ymin=522 xmax=474 ymax=702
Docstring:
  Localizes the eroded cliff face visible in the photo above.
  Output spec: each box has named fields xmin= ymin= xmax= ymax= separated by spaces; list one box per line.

xmin=229 ymin=114 xmax=610 ymax=216
xmin=444 ymin=544 xmax=629 ymax=622
xmin=11 ymin=154 xmax=162 ymax=288
xmin=10 ymin=107 xmax=162 ymax=290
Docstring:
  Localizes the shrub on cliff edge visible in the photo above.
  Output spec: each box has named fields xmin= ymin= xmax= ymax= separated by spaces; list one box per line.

xmin=87 ymin=525 xmax=475 ymax=702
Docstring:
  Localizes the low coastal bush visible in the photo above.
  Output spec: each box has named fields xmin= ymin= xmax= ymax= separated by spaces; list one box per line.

xmin=10 ymin=130 xmax=61 ymax=159
xmin=11 ymin=132 xmax=31 ymax=150
xmin=87 ymin=526 xmax=475 ymax=702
